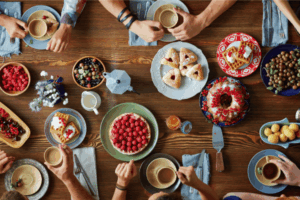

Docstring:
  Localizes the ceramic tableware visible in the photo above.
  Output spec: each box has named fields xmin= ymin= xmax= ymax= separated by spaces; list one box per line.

xmin=260 ymin=44 xmax=300 ymax=96
xmin=5 ymin=159 xmax=49 ymax=200
xmin=44 ymin=108 xmax=87 ymax=149
xmin=140 ymin=153 xmax=181 ymax=194
xmin=100 ymin=102 xmax=159 ymax=161
xmin=44 ymin=146 xmax=62 ymax=166
xmin=199 ymin=76 xmax=250 ymax=127
xmin=81 ymin=91 xmax=101 ymax=115
xmin=248 ymin=149 xmax=287 ymax=194
xmin=28 ymin=19 xmax=47 ymax=38
xmin=255 ymin=156 xmax=281 ymax=186
xmin=151 ymin=41 xmax=210 ymax=100
xmin=217 ymin=32 xmax=262 ymax=78
xmin=259 ymin=118 xmax=300 ymax=149
xmin=146 ymin=0 xmax=189 ymax=42
xmin=156 ymin=4 xmax=178 ymax=28
xmin=21 ymin=5 xmax=60 ymax=50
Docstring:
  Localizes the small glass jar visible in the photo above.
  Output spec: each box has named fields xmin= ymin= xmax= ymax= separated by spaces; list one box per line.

xmin=166 ymin=115 xmax=192 ymax=134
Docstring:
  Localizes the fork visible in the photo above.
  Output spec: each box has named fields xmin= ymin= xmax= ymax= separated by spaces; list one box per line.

xmin=74 ymin=166 xmax=94 ymax=196
xmin=277 ymin=7 xmax=285 ymax=38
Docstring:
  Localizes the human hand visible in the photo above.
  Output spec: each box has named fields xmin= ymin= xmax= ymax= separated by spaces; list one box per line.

xmin=115 ymin=160 xmax=137 ymax=187
xmin=176 ymin=166 xmax=201 ymax=188
xmin=270 ymin=155 xmax=300 ymax=187
xmin=2 ymin=15 xmax=28 ymax=39
xmin=168 ymin=8 xmax=207 ymax=41
xmin=47 ymin=23 xmax=72 ymax=53
xmin=0 ymin=150 xmax=15 ymax=174
xmin=44 ymin=144 xmax=75 ymax=184
xmin=130 ymin=20 xmax=164 ymax=43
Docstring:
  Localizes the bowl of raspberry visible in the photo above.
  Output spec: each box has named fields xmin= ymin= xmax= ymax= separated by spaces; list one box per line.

xmin=0 ymin=62 xmax=31 ymax=96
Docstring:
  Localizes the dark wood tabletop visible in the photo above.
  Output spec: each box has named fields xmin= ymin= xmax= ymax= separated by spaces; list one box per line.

xmin=0 ymin=0 xmax=300 ymax=199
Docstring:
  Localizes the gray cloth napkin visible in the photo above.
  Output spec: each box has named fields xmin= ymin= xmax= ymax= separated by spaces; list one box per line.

xmin=129 ymin=0 xmax=157 ymax=46
xmin=0 ymin=2 xmax=21 ymax=58
xmin=262 ymin=0 xmax=289 ymax=47
xmin=73 ymin=147 xmax=99 ymax=200
xmin=181 ymin=152 xmax=210 ymax=200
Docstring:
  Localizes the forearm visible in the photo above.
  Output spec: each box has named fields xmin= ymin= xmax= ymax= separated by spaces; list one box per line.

xmin=112 ymin=188 xmax=127 ymax=200
xmin=224 ymin=192 xmax=279 ymax=200
xmin=273 ymin=0 xmax=300 ymax=29
xmin=197 ymin=0 xmax=237 ymax=28
xmin=62 ymin=0 xmax=86 ymax=27
xmin=0 ymin=14 xmax=8 ymax=27
xmin=64 ymin=176 xmax=94 ymax=200
xmin=194 ymin=180 xmax=218 ymax=200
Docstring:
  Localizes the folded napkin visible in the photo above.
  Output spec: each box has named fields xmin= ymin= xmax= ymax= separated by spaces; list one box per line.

xmin=262 ymin=0 xmax=289 ymax=47
xmin=73 ymin=147 xmax=99 ymax=200
xmin=129 ymin=0 xmax=157 ymax=46
xmin=0 ymin=2 xmax=21 ymax=58
xmin=181 ymin=152 xmax=210 ymax=200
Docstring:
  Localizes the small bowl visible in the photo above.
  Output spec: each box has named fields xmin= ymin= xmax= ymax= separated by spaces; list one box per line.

xmin=44 ymin=146 xmax=62 ymax=166
xmin=0 ymin=62 xmax=31 ymax=96
xmin=159 ymin=8 xmax=178 ymax=28
xmin=72 ymin=56 xmax=106 ymax=90
xmin=28 ymin=19 xmax=47 ymax=38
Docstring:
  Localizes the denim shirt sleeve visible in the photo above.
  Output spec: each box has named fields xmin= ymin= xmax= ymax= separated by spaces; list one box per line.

xmin=61 ymin=0 xmax=86 ymax=27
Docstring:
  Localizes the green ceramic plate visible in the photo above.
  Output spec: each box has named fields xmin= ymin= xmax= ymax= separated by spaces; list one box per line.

xmin=100 ymin=102 xmax=159 ymax=161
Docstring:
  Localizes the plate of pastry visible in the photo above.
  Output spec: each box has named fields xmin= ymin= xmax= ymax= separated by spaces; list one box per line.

xmin=151 ymin=41 xmax=210 ymax=100
xmin=199 ymin=76 xmax=250 ymax=127
xmin=4 ymin=158 xmax=49 ymax=200
xmin=44 ymin=108 xmax=86 ymax=149
xmin=217 ymin=32 xmax=262 ymax=78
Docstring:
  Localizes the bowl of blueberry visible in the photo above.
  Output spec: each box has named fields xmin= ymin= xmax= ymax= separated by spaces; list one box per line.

xmin=72 ymin=56 xmax=106 ymax=89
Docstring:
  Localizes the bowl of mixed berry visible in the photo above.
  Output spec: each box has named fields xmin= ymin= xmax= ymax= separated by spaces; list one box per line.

xmin=72 ymin=56 xmax=106 ymax=90
xmin=0 ymin=62 xmax=31 ymax=96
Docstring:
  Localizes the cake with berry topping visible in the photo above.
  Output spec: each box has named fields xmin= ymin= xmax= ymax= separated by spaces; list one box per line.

xmin=162 ymin=68 xmax=181 ymax=89
xmin=50 ymin=112 xmax=69 ymax=136
xmin=58 ymin=122 xmax=80 ymax=144
xmin=160 ymin=48 xmax=179 ymax=69
xmin=222 ymin=46 xmax=245 ymax=70
xmin=180 ymin=48 xmax=198 ymax=68
xmin=109 ymin=113 xmax=151 ymax=155
xmin=206 ymin=77 xmax=246 ymax=123
xmin=236 ymin=41 xmax=255 ymax=64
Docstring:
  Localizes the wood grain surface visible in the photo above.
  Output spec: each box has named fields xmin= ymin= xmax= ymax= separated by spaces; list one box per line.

xmin=0 ymin=0 xmax=300 ymax=199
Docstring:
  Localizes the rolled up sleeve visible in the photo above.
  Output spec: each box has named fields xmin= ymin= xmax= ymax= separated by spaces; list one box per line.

xmin=61 ymin=0 xmax=86 ymax=27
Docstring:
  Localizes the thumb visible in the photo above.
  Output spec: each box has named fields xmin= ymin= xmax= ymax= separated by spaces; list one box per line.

xmin=16 ymin=20 xmax=28 ymax=31
xmin=176 ymin=171 xmax=187 ymax=184
xmin=271 ymin=178 xmax=286 ymax=185
xmin=44 ymin=162 xmax=56 ymax=173
xmin=174 ymin=7 xmax=188 ymax=18
xmin=145 ymin=20 xmax=163 ymax=30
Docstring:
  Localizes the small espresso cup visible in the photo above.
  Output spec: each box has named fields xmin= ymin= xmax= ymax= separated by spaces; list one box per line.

xmin=262 ymin=156 xmax=281 ymax=182
xmin=44 ymin=146 xmax=62 ymax=167
xmin=159 ymin=8 xmax=178 ymax=28
xmin=28 ymin=19 xmax=47 ymax=38
xmin=155 ymin=166 xmax=177 ymax=186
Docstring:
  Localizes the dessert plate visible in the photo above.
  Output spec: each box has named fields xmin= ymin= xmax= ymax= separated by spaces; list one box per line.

xmin=247 ymin=149 xmax=287 ymax=194
xmin=260 ymin=44 xmax=300 ymax=96
xmin=151 ymin=41 xmax=210 ymax=100
xmin=140 ymin=153 xmax=181 ymax=194
xmin=100 ymin=102 xmax=159 ymax=161
xmin=199 ymin=76 xmax=250 ymax=127
xmin=4 ymin=159 xmax=49 ymax=200
xmin=146 ymin=0 xmax=189 ymax=42
xmin=21 ymin=5 xmax=60 ymax=50
xmin=217 ymin=32 xmax=262 ymax=78
xmin=44 ymin=108 xmax=87 ymax=149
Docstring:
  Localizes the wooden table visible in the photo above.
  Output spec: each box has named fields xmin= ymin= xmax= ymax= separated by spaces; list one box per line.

xmin=0 ymin=0 xmax=300 ymax=199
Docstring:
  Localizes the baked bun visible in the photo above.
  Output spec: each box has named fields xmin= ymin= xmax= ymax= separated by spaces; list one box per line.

xmin=186 ymin=64 xmax=204 ymax=81
xmin=271 ymin=124 xmax=280 ymax=132
xmin=162 ymin=68 xmax=181 ymax=89
xmin=180 ymin=47 xmax=197 ymax=68
xmin=268 ymin=134 xmax=279 ymax=144
xmin=160 ymin=48 xmax=179 ymax=69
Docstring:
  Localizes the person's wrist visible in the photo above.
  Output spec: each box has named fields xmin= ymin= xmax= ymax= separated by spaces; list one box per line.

xmin=62 ymin=174 xmax=76 ymax=185
xmin=0 ymin=14 xmax=10 ymax=27
xmin=60 ymin=23 xmax=72 ymax=30
xmin=117 ymin=178 xmax=130 ymax=187
xmin=196 ymin=11 xmax=210 ymax=28
xmin=129 ymin=20 xmax=140 ymax=32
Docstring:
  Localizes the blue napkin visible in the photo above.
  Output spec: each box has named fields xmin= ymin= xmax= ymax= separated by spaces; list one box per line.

xmin=181 ymin=152 xmax=210 ymax=200
xmin=262 ymin=0 xmax=289 ymax=47
xmin=129 ymin=0 xmax=157 ymax=46
xmin=0 ymin=2 xmax=21 ymax=58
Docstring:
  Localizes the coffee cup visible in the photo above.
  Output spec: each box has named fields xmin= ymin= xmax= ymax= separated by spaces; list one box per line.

xmin=28 ymin=19 xmax=47 ymax=38
xmin=261 ymin=156 xmax=281 ymax=182
xmin=159 ymin=7 xmax=178 ymax=28
xmin=155 ymin=166 xmax=177 ymax=186
xmin=44 ymin=146 xmax=62 ymax=167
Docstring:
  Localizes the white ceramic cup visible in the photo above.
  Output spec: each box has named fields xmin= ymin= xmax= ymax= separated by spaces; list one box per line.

xmin=155 ymin=166 xmax=177 ymax=186
xmin=28 ymin=19 xmax=47 ymax=38
xmin=81 ymin=91 xmax=101 ymax=115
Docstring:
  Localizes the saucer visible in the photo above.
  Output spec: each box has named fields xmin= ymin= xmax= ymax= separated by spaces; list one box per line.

xmin=255 ymin=156 xmax=281 ymax=186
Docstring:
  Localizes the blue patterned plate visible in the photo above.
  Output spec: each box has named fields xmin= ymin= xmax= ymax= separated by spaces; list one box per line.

xmin=21 ymin=5 xmax=60 ymax=50
xmin=199 ymin=76 xmax=250 ymax=127
xmin=260 ymin=44 xmax=300 ymax=96
xmin=44 ymin=108 xmax=87 ymax=149
xmin=248 ymin=149 xmax=288 ymax=194
xmin=4 ymin=159 xmax=49 ymax=200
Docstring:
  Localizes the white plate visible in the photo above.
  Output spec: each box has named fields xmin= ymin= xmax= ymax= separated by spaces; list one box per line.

xmin=146 ymin=0 xmax=189 ymax=42
xmin=151 ymin=42 xmax=210 ymax=100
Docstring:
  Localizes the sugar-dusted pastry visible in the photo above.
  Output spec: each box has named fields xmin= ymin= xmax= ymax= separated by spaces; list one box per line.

xmin=50 ymin=112 xmax=69 ymax=135
xmin=222 ymin=46 xmax=245 ymax=70
xmin=186 ymin=64 xmax=204 ymax=81
xmin=180 ymin=48 xmax=197 ymax=68
xmin=160 ymin=48 xmax=179 ymax=68
xmin=279 ymin=134 xmax=288 ymax=143
xmin=162 ymin=68 xmax=181 ymax=89
xmin=271 ymin=124 xmax=280 ymax=133
xmin=58 ymin=122 xmax=80 ymax=144
xmin=268 ymin=134 xmax=279 ymax=144
xmin=289 ymin=123 xmax=299 ymax=132
xmin=236 ymin=41 xmax=255 ymax=64
xmin=264 ymin=128 xmax=272 ymax=137
xmin=179 ymin=64 xmax=193 ymax=76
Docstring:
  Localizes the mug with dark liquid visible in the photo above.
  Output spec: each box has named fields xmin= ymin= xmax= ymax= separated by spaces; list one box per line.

xmin=262 ymin=157 xmax=281 ymax=181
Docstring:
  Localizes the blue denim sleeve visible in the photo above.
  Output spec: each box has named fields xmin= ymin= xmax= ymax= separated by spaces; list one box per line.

xmin=224 ymin=196 xmax=242 ymax=200
xmin=61 ymin=0 xmax=86 ymax=27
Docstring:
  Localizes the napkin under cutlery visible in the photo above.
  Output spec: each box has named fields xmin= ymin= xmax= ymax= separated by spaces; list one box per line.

xmin=129 ymin=0 xmax=157 ymax=46
xmin=262 ymin=0 xmax=288 ymax=47
xmin=0 ymin=2 xmax=21 ymax=58
xmin=73 ymin=147 xmax=99 ymax=200
xmin=181 ymin=152 xmax=210 ymax=200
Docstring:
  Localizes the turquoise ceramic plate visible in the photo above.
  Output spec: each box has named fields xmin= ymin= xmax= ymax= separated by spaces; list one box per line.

xmin=100 ymin=102 xmax=159 ymax=161
xmin=259 ymin=118 xmax=300 ymax=149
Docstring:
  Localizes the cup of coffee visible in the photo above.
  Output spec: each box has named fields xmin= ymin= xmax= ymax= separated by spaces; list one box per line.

xmin=44 ymin=146 xmax=62 ymax=166
xmin=262 ymin=156 xmax=281 ymax=181
xmin=156 ymin=166 xmax=177 ymax=187
xmin=28 ymin=19 xmax=47 ymax=38
xmin=159 ymin=7 xmax=178 ymax=28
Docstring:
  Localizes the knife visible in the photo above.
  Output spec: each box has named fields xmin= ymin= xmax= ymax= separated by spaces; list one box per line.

xmin=74 ymin=154 xmax=97 ymax=196
xmin=212 ymin=124 xmax=224 ymax=172
xmin=190 ymin=149 xmax=206 ymax=193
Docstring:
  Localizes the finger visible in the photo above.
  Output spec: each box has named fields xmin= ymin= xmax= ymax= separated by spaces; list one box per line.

xmin=44 ymin=162 xmax=56 ymax=173
xmin=0 ymin=151 xmax=5 ymax=155
xmin=178 ymin=166 xmax=190 ymax=174
xmin=272 ymin=178 xmax=289 ymax=185
xmin=168 ymin=24 xmax=184 ymax=35
xmin=176 ymin=171 xmax=187 ymax=184
xmin=0 ymin=152 xmax=7 ymax=160
xmin=145 ymin=20 xmax=163 ymax=30
xmin=174 ymin=7 xmax=188 ymax=18
xmin=47 ymin=39 xmax=53 ymax=50
xmin=0 ymin=157 xmax=9 ymax=166
xmin=63 ymin=42 xmax=69 ymax=51
xmin=1 ymin=160 xmax=13 ymax=173
xmin=125 ymin=161 xmax=134 ymax=177
xmin=58 ymin=43 xmax=66 ymax=53
xmin=175 ymin=35 xmax=189 ymax=41
xmin=12 ymin=31 xmax=26 ymax=39
xmin=50 ymin=40 xmax=58 ymax=51
xmin=115 ymin=164 xmax=122 ymax=174
xmin=53 ymin=39 xmax=62 ymax=52
xmin=153 ymin=29 xmax=165 ymax=40
xmin=63 ymin=144 xmax=72 ymax=154
xmin=16 ymin=20 xmax=29 ymax=31
xmin=278 ymin=155 xmax=293 ymax=165
xmin=58 ymin=144 xmax=68 ymax=162
xmin=269 ymin=160 xmax=289 ymax=175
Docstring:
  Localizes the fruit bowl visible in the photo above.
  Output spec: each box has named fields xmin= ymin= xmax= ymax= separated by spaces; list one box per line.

xmin=72 ymin=56 xmax=106 ymax=90
xmin=0 ymin=62 xmax=31 ymax=96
